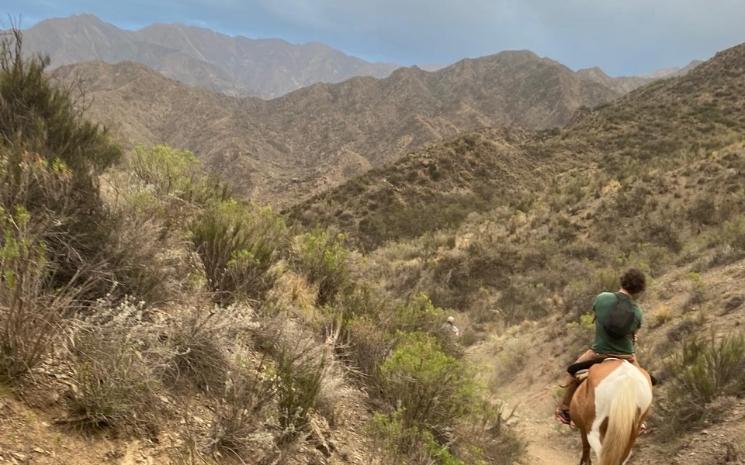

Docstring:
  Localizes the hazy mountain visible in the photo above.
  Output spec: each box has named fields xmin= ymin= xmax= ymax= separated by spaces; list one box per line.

xmin=576 ymin=59 xmax=703 ymax=94
xmin=643 ymin=59 xmax=705 ymax=79
xmin=291 ymin=42 xmax=745 ymax=249
xmin=23 ymin=14 xmax=398 ymax=98
xmin=53 ymin=49 xmax=621 ymax=204
xmin=576 ymin=67 xmax=653 ymax=94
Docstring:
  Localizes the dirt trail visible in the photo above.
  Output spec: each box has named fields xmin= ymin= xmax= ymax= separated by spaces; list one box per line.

xmin=509 ymin=384 xmax=578 ymax=465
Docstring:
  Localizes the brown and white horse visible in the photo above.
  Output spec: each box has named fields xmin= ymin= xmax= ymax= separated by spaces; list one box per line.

xmin=570 ymin=359 xmax=653 ymax=465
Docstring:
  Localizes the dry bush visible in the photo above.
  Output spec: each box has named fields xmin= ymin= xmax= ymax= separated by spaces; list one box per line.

xmin=453 ymin=401 xmax=525 ymax=465
xmin=274 ymin=338 xmax=327 ymax=439
xmin=315 ymin=356 xmax=355 ymax=426
xmin=64 ymin=300 xmax=168 ymax=435
xmin=67 ymin=331 xmax=163 ymax=435
xmin=658 ymin=333 xmax=745 ymax=436
xmin=208 ymin=354 xmax=276 ymax=460
xmin=99 ymin=206 xmax=180 ymax=304
xmin=345 ymin=316 xmax=392 ymax=382
xmin=163 ymin=307 xmax=230 ymax=393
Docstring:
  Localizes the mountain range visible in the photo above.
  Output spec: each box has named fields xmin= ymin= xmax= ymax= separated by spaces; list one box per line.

xmin=53 ymin=50 xmax=622 ymax=204
xmin=35 ymin=14 xmax=704 ymax=206
xmin=291 ymin=42 xmax=745 ymax=249
xmin=23 ymin=14 xmax=397 ymax=98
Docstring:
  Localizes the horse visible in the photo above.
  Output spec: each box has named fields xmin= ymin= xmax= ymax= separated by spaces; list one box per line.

xmin=569 ymin=359 xmax=653 ymax=465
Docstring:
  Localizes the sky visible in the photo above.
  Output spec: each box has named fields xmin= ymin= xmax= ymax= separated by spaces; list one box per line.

xmin=4 ymin=0 xmax=745 ymax=76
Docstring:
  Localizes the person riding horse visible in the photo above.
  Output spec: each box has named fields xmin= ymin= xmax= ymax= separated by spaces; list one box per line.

xmin=556 ymin=268 xmax=646 ymax=425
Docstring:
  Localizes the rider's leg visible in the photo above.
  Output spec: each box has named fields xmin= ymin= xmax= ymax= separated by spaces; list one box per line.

xmin=557 ymin=349 xmax=598 ymax=420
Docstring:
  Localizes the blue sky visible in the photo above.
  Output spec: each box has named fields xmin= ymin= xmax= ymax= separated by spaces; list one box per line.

xmin=5 ymin=0 xmax=745 ymax=75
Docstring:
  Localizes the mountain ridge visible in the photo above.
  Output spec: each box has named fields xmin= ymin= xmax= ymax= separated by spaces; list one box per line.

xmin=24 ymin=14 xmax=398 ymax=98
xmin=53 ymin=48 xmax=624 ymax=204
xmin=290 ymin=41 xmax=745 ymax=248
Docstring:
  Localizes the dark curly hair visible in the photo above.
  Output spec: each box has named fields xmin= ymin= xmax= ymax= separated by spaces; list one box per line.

xmin=620 ymin=268 xmax=646 ymax=295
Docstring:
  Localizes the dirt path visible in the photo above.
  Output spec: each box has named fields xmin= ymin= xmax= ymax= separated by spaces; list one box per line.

xmin=509 ymin=385 xmax=578 ymax=465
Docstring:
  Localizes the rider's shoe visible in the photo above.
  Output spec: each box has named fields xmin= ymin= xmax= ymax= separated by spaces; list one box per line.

xmin=555 ymin=408 xmax=571 ymax=426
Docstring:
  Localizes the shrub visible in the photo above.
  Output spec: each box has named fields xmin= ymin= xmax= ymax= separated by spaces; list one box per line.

xmin=490 ymin=335 xmax=531 ymax=387
xmin=0 ymin=206 xmax=77 ymax=383
xmin=453 ymin=401 xmax=526 ymax=465
xmin=345 ymin=315 xmax=392 ymax=381
xmin=164 ymin=307 xmax=229 ymax=393
xmin=67 ymin=325 xmax=163 ymax=435
xmin=370 ymin=410 xmax=465 ymax=465
xmin=129 ymin=145 xmax=228 ymax=208
xmin=650 ymin=304 xmax=673 ymax=328
xmin=291 ymin=229 xmax=350 ymax=306
xmin=719 ymin=215 xmax=745 ymax=255
xmin=208 ymin=355 xmax=276 ymax=459
xmin=379 ymin=332 xmax=477 ymax=437
xmin=191 ymin=200 xmax=288 ymax=303
xmin=0 ymin=30 xmax=121 ymax=288
xmin=660 ymin=333 xmax=745 ymax=434
xmin=562 ymin=268 xmax=617 ymax=318
xmin=98 ymin=203 xmax=178 ymax=303
xmin=683 ymin=272 xmax=707 ymax=311
xmin=0 ymin=30 xmax=120 ymax=178
xmin=274 ymin=340 xmax=326 ymax=437
xmin=391 ymin=293 xmax=447 ymax=336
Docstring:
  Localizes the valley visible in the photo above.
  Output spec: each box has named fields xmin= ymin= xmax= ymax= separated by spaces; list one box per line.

xmin=1 ymin=11 xmax=744 ymax=465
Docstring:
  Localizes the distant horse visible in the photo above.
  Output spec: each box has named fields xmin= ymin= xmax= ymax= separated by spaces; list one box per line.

xmin=570 ymin=359 xmax=653 ymax=465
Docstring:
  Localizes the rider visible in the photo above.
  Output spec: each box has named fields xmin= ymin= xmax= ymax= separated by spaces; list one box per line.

xmin=555 ymin=268 xmax=646 ymax=425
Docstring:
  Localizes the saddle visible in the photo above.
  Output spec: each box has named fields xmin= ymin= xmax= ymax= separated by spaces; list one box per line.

xmin=567 ymin=357 xmax=658 ymax=385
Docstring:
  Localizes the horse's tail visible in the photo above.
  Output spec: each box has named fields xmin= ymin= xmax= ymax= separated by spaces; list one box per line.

xmin=600 ymin=376 xmax=639 ymax=465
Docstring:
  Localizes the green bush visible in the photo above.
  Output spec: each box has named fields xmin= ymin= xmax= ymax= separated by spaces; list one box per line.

xmin=0 ymin=30 xmax=121 ymax=289
xmin=371 ymin=410 xmax=464 ymax=465
xmin=0 ymin=207 xmax=75 ymax=383
xmin=191 ymin=200 xmax=288 ymax=303
xmin=392 ymin=293 xmax=447 ymax=335
xmin=129 ymin=145 xmax=228 ymax=207
xmin=379 ymin=332 xmax=477 ymax=436
xmin=292 ymin=229 xmax=350 ymax=306
xmin=0 ymin=31 xmax=120 ymax=178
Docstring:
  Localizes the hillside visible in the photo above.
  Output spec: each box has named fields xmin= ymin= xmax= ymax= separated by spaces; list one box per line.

xmin=321 ymin=41 xmax=745 ymax=464
xmin=23 ymin=14 xmax=397 ymax=98
xmin=292 ymin=42 xmax=745 ymax=249
xmin=53 ymin=50 xmax=622 ymax=204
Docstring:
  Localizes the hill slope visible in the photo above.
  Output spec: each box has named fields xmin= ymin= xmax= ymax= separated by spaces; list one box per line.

xmin=292 ymin=42 xmax=745 ymax=249
xmin=338 ymin=42 xmax=745 ymax=463
xmin=53 ymin=50 xmax=622 ymax=204
xmin=24 ymin=14 xmax=397 ymax=98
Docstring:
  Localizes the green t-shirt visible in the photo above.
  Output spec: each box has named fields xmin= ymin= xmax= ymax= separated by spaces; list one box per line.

xmin=591 ymin=292 xmax=643 ymax=355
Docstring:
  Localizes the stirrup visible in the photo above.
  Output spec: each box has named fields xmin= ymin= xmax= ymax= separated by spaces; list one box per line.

xmin=555 ymin=408 xmax=571 ymax=426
